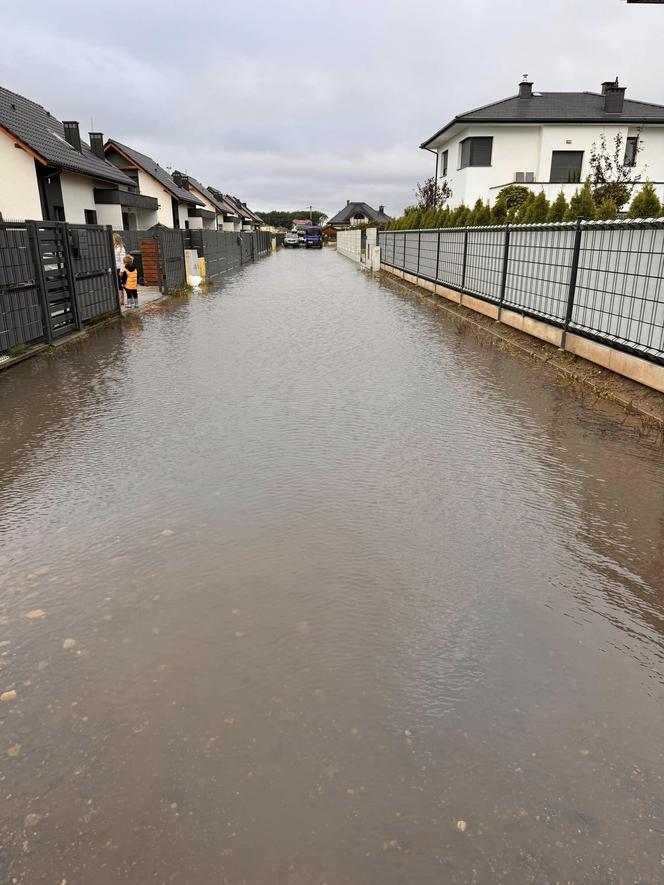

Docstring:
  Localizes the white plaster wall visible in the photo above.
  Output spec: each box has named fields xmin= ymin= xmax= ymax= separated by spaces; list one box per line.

xmin=61 ymin=172 xmax=100 ymax=223
xmin=136 ymin=169 xmax=173 ymax=226
xmin=436 ymin=122 xmax=664 ymax=208
xmin=95 ymin=203 xmax=123 ymax=228
xmin=0 ymin=134 xmax=42 ymax=220
xmin=187 ymin=215 xmax=203 ymax=229
xmin=178 ymin=202 xmax=190 ymax=229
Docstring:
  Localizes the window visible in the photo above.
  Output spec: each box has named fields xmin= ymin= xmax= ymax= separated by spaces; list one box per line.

xmin=459 ymin=137 xmax=493 ymax=169
xmin=550 ymin=151 xmax=583 ymax=183
xmin=441 ymin=149 xmax=448 ymax=177
xmin=624 ymin=136 xmax=638 ymax=167
xmin=84 ymin=209 xmax=97 ymax=225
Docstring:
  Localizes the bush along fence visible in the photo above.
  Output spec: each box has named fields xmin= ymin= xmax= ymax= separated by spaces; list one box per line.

xmin=379 ymin=219 xmax=664 ymax=392
xmin=0 ymin=224 xmax=272 ymax=357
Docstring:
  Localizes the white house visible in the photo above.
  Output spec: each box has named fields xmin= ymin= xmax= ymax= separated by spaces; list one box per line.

xmin=0 ymin=85 xmax=140 ymax=224
xmin=172 ymin=173 xmax=225 ymax=230
xmin=103 ymin=139 xmax=202 ymax=229
xmin=420 ymin=78 xmax=664 ymax=208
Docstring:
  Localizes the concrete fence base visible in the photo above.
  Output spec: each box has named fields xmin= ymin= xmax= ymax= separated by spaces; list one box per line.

xmin=381 ymin=264 xmax=664 ymax=395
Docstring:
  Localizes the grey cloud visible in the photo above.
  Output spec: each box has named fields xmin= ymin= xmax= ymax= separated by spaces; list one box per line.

xmin=1 ymin=0 xmax=662 ymax=216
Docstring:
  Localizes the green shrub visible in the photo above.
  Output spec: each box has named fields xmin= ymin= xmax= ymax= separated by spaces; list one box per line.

xmin=628 ymin=181 xmax=661 ymax=218
xmin=592 ymin=182 xmax=630 ymax=210
xmin=526 ymin=191 xmax=550 ymax=223
xmin=495 ymin=184 xmax=531 ymax=213
xmin=595 ymin=199 xmax=618 ymax=220
xmin=565 ymin=181 xmax=596 ymax=221
xmin=548 ymin=191 xmax=568 ymax=223
xmin=515 ymin=192 xmax=536 ymax=224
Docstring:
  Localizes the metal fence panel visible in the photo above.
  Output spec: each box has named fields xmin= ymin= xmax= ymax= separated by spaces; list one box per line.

xmin=376 ymin=220 xmax=664 ymax=365
xmin=571 ymin=225 xmax=664 ymax=359
xmin=505 ymin=226 xmax=575 ymax=323
xmin=464 ymin=228 xmax=506 ymax=302
xmin=69 ymin=224 xmax=118 ymax=322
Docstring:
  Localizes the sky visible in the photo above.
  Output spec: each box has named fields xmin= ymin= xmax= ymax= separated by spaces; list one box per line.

xmin=1 ymin=0 xmax=663 ymax=218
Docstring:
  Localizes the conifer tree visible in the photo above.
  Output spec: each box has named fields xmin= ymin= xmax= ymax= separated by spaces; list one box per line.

xmin=627 ymin=181 xmax=661 ymax=218
xmin=491 ymin=201 xmax=508 ymax=225
xmin=565 ymin=181 xmax=596 ymax=221
xmin=595 ymin=199 xmax=618 ymax=220
xmin=528 ymin=191 xmax=550 ymax=224
xmin=548 ymin=191 xmax=568 ymax=223
xmin=515 ymin=192 xmax=536 ymax=224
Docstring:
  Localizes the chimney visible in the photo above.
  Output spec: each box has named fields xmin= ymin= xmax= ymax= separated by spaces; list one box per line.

xmin=603 ymin=79 xmax=625 ymax=113
xmin=89 ymin=132 xmax=104 ymax=159
xmin=63 ymin=121 xmax=82 ymax=152
xmin=379 ymin=205 xmax=385 ymax=214
xmin=518 ymin=79 xmax=533 ymax=99
xmin=172 ymin=170 xmax=189 ymax=189
xmin=347 ymin=199 xmax=350 ymax=206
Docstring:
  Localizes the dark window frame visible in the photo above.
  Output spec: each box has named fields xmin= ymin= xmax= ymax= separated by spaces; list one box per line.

xmin=550 ymin=150 xmax=584 ymax=184
xmin=441 ymin=149 xmax=448 ymax=177
xmin=459 ymin=136 xmax=493 ymax=169
xmin=624 ymin=136 xmax=638 ymax=167
xmin=84 ymin=209 xmax=98 ymax=225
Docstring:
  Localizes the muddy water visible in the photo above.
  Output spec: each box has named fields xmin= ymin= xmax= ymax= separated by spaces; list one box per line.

xmin=0 ymin=248 xmax=663 ymax=884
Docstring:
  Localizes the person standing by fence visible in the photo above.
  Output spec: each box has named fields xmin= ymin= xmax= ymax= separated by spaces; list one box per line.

xmin=113 ymin=233 xmax=127 ymax=307
xmin=120 ymin=254 xmax=139 ymax=308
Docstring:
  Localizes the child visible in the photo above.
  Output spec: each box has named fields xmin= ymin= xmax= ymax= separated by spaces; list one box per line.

xmin=121 ymin=254 xmax=139 ymax=308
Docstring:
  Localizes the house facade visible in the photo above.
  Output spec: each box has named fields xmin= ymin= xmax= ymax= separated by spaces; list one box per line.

xmin=326 ymin=201 xmax=391 ymax=230
xmin=104 ymin=139 xmax=201 ymax=229
xmin=0 ymin=86 xmax=140 ymax=224
xmin=421 ymin=79 xmax=664 ymax=208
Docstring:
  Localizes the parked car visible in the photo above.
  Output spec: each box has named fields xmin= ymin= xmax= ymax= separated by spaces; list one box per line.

xmin=284 ymin=231 xmax=299 ymax=248
xmin=295 ymin=225 xmax=308 ymax=246
xmin=305 ymin=226 xmax=323 ymax=249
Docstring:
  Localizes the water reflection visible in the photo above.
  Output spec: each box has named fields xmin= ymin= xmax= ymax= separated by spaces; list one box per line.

xmin=0 ymin=249 xmax=663 ymax=884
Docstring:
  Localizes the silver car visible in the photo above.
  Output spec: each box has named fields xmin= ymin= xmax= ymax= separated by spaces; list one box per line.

xmin=284 ymin=232 xmax=299 ymax=248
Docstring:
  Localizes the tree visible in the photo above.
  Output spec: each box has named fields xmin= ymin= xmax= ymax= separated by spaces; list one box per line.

xmin=628 ymin=180 xmax=661 ymax=218
xmin=415 ymin=176 xmax=452 ymax=210
xmin=548 ymin=191 xmax=568 ymax=223
xmin=494 ymin=184 xmax=531 ymax=214
xmin=528 ymin=191 xmax=550 ymax=223
xmin=565 ymin=181 xmax=596 ymax=221
xmin=595 ymin=198 xmax=618 ymax=220
xmin=491 ymin=201 xmax=508 ymax=225
xmin=588 ymin=131 xmax=643 ymax=209
xmin=451 ymin=204 xmax=470 ymax=227
xmin=468 ymin=198 xmax=490 ymax=226
xmin=515 ymin=192 xmax=536 ymax=224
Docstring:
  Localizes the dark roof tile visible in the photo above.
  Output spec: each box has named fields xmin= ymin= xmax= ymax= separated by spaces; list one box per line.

xmin=106 ymin=139 xmax=201 ymax=204
xmin=0 ymin=85 xmax=133 ymax=185
xmin=327 ymin=202 xmax=391 ymax=225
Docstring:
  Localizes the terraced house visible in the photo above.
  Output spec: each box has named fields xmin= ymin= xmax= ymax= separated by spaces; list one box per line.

xmin=0 ymin=85 xmax=137 ymax=224
xmin=421 ymin=78 xmax=664 ymax=208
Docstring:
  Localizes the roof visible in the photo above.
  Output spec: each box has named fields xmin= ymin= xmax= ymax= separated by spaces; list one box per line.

xmin=421 ymin=89 xmax=664 ymax=147
xmin=326 ymin=202 xmax=391 ymax=225
xmin=105 ymin=139 xmax=200 ymax=204
xmin=207 ymin=187 xmax=242 ymax=217
xmin=180 ymin=175 xmax=227 ymax=214
xmin=0 ymin=86 xmax=133 ymax=185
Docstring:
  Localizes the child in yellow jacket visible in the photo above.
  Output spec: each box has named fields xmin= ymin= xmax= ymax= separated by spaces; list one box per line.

xmin=120 ymin=255 xmax=139 ymax=308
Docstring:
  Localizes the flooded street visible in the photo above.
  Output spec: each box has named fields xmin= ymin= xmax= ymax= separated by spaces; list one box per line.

xmin=1 ymin=247 xmax=664 ymax=884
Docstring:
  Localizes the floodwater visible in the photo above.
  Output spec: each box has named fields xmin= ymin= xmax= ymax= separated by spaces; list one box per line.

xmin=0 ymin=248 xmax=663 ymax=885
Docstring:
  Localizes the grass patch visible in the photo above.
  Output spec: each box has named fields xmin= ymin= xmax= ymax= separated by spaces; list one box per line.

xmin=8 ymin=343 xmax=27 ymax=358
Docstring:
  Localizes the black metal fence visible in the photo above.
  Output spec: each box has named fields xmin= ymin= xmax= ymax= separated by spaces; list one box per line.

xmin=1 ymin=222 xmax=274 ymax=356
xmin=0 ymin=221 xmax=118 ymax=355
xmin=379 ymin=220 xmax=664 ymax=365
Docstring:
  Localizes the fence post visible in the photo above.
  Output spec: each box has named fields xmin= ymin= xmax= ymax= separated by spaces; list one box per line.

xmin=496 ymin=223 xmax=511 ymax=323
xmin=26 ymin=221 xmax=53 ymax=344
xmin=461 ymin=228 xmax=469 ymax=291
xmin=435 ymin=229 xmax=441 ymax=283
xmin=62 ymin=223 xmax=82 ymax=331
xmin=417 ymin=229 xmax=421 ymax=277
xmin=402 ymin=231 xmax=406 ymax=272
xmin=559 ymin=218 xmax=583 ymax=351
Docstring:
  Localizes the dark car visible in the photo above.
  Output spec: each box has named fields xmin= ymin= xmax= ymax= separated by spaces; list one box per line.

xmin=305 ymin=226 xmax=323 ymax=249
